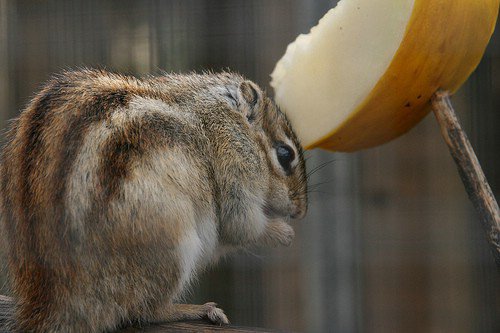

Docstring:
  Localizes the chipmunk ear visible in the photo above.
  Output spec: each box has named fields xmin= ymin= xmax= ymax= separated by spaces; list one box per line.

xmin=237 ymin=80 xmax=262 ymax=123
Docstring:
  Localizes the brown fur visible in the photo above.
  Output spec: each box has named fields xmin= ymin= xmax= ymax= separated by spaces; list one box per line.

xmin=0 ymin=69 xmax=307 ymax=332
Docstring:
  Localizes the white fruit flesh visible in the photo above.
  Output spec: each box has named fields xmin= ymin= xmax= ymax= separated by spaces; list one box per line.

xmin=271 ymin=0 xmax=416 ymax=148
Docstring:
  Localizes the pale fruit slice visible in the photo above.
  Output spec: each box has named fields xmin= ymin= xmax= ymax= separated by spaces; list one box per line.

xmin=271 ymin=0 xmax=499 ymax=151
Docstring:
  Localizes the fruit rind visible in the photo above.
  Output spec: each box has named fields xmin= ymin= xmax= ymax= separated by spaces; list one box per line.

xmin=315 ymin=0 xmax=499 ymax=151
xmin=273 ymin=0 xmax=499 ymax=152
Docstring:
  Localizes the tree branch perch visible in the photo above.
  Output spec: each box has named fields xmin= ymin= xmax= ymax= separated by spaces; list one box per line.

xmin=0 ymin=295 xmax=283 ymax=333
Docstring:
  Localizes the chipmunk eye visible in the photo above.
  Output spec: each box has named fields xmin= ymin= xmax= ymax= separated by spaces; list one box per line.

xmin=276 ymin=143 xmax=295 ymax=172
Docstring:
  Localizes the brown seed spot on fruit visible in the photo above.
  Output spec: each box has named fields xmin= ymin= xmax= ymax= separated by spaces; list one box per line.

xmin=405 ymin=102 xmax=411 ymax=108
xmin=417 ymin=95 xmax=422 ymax=99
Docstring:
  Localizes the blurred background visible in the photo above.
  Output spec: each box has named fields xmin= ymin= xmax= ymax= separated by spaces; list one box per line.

xmin=0 ymin=1 xmax=499 ymax=332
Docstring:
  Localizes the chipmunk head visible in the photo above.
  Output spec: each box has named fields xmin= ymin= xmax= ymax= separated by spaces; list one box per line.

xmin=225 ymin=79 xmax=308 ymax=221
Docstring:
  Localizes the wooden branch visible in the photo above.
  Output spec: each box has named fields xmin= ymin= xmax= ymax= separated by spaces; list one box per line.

xmin=0 ymin=295 xmax=284 ymax=333
xmin=432 ymin=91 xmax=500 ymax=266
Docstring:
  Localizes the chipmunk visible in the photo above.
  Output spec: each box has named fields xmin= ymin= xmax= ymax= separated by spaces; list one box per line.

xmin=0 ymin=69 xmax=308 ymax=332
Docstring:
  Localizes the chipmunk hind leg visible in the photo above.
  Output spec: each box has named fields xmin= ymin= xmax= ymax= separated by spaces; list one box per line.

xmin=149 ymin=302 xmax=229 ymax=325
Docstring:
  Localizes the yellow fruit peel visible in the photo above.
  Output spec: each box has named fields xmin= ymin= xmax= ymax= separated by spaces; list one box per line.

xmin=272 ymin=0 xmax=499 ymax=151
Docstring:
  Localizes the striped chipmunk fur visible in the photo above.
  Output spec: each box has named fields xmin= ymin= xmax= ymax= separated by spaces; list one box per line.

xmin=0 ymin=69 xmax=308 ymax=332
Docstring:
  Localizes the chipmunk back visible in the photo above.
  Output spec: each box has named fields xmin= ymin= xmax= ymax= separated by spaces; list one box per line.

xmin=0 ymin=69 xmax=307 ymax=332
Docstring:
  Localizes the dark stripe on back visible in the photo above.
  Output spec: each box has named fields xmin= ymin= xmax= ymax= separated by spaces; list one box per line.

xmin=53 ymin=88 xmax=130 ymax=205
xmin=20 ymin=79 xmax=68 ymax=207
xmin=18 ymin=79 xmax=72 ymax=256
xmin=14 ymin=75 xmax=131 ymax=260
xmin=3 ymin=78 xmax=78 ymax=323
xmin=97 ymin=111 xmax=194 ymax=206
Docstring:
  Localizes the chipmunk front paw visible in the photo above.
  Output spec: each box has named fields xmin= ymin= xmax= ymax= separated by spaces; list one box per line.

xmin=258 ymin=220 xmax=295 ymax=247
